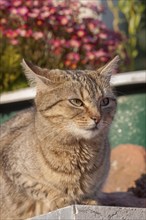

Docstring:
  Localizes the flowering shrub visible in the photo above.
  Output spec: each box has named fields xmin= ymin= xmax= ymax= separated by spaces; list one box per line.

xmin=0 ymin=0 xmax=125 ymax=92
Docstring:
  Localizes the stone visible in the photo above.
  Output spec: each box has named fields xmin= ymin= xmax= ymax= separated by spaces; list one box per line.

xmin=98 ymin=191 xmax=146 ymax=208
xmin=103 ymin=144 xmax=146 ymax=193
xmin=30 ymin=205 xmax=146 ymax=220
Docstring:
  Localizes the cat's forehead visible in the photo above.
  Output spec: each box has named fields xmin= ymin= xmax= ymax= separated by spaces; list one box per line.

xmin=65 ymin=69 xmax=97 ymax=87
xmin=43 ymin=69 xmax=96 ymax=82
xmin=64 ymin=69 xmax=103 ymax=99
xmin=46 ymin=68 xmax=98 ymax=87
xmin=65 ymin=69 xmax=97 ymax=79
xmin=44 ymin=68 xmax=110 ymax=98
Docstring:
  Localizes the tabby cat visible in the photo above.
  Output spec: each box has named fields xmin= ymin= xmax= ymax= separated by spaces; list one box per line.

xmin=0 ymin=56 xmax=119 ymax=219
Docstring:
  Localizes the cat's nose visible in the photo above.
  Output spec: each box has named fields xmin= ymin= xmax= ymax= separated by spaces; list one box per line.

xmin=91 ymin=116 xmax=100 ymax=124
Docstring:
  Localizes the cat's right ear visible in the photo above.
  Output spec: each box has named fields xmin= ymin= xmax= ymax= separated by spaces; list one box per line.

xmin=21 ymin=59 xmax=51 ymax=88
xmin=97 ymin=55 xmax=120 ymax=81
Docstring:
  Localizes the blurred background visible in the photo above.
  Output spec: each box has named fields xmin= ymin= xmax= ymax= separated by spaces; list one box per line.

xmin=0 ymin=0 xmax=146 ymax=148
xmin=0 ymin=0 xmax=146 ymax=92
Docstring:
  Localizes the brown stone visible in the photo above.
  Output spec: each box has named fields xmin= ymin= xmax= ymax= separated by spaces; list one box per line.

xmin=99 ymin=191 xmax=146 ymax=208
xmin=103 ymin=144 xmax=146 ymax=193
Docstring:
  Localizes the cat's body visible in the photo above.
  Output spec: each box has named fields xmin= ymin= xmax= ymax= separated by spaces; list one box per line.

xmin=0 ymin=56 xmax=119 ymax=219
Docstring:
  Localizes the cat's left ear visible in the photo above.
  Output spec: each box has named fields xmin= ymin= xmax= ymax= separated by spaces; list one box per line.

xmin=21 ymin=59 xmax=69 ymax=89
xmin=97 ymin=55 xmax=120 ymax=81
xmin=21 ymin=59 xmax=51 ymax=88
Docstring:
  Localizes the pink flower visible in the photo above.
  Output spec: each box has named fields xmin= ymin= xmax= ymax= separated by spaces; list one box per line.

xmin=33 ymin=32 xmax=44 ymax=40
xmin=66 ymin=27 xmax=73 ymax=33
xmin=99 ymin=33 xmax=107 ymax=39
xmin=10 ymin=39 xmax=19 ymax=45
xmin=0 ymin=0 xmax=9 ymax=9
xmin=13 ymin=0 xmax=22 ymax=7
xmin=33 ymin=0 xmax=39 ymax=6
xmin=11 ymin=8 xmax=18 ymax=15
xmin=41 ymin=11 xmax=50 ymax=18
xmin=18 ymin=29 xmax=26 ymax=37
xmin=88 ymin=23 xmax=95 ymax=31
xmin=67 ymin=52 xmax=80 ymax=61
xmin=81 ymin=59 xmax=88 ymax=64
xmin=26 ymin=29 xmax=32 ymax=37
xmin=83 ymin=44 xmax=92 ymax=51
xmin=60 ymin=17 xmax=68 ymax=25
xmin=77 ymin=30 xmax=85 ymax=37
xmin=100 ymin=56 xmax=109 ymax=62
xmin=0 ymin=18 xmax=6 ymax=24
xmin=49 ymin=7 xmax=56 ymax=14
xmin=95 ymin=50 xmax=107 ymax=57
xmin=52 ymin=39 xmax=62 ymax=48
xmin=71 ymin=1 xmax=80 ymax=10
xmin=83 ymin=37 xmax=90 ymax=43
xmin=60 ymin=39 xmax=65 ymax=44
xmin=53 ymin=48 xmax=62 ymax=55
xmin=0 ymin=0 xmax=125 ymax=70
xmin=17 ymin=29 xmax=32 ymax=38
xmin=28 ymin=9 xmax=39 ymax=18
xmin=63 ymin=9 xmax=72 ymax=15
xmin=5 ymin=30 xmax=18 ymax=39
xmin=69 ymin=39 xmax=80 ymax=48
xmin=25 ymin=0 xmax=32 ymax=7
xmin=18 ymin=7 xmax=28 ymax=16
xmin=64 ymin=60 xmax=71 ymax=67
xmin=87 ymin=52 xmax=95 ymax=60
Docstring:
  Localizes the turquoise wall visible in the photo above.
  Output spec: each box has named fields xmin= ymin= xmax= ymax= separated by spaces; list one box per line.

xmin=110 ymin=93 xmax=146 ymax=148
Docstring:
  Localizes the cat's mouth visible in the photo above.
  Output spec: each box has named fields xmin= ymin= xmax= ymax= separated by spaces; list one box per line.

xmin=85 ymin=125 xmax=99 ymax=131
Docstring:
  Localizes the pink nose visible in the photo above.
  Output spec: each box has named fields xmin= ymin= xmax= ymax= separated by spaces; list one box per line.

xmin=91 ymin=116 xmax=100 ymax=124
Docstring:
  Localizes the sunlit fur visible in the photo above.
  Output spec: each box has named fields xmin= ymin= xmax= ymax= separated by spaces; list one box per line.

xmin=0 ymin=56 xmax=119 ymax=220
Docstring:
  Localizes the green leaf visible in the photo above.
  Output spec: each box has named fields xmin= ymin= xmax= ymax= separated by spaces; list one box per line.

xmin=132 ymin=49 xmax=138 ymax=58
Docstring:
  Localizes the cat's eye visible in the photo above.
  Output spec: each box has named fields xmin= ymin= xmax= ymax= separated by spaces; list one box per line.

xmin=69 ymin=99 xmax=83 ymax=107
xmin=100 ymin=97 xmax=110 ymax=107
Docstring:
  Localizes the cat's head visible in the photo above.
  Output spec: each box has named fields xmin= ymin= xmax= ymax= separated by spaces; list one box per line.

xmin=22 ymin=56 xmax=119 ymax=140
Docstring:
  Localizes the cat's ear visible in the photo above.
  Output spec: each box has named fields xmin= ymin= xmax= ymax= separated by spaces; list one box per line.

xmin=21 ymin=59 xmax=50 ymax=87
xmin=21 ymin=59 xmax=69 ymax=88
xmin=97 ymin=55 xmax=120 ymax=81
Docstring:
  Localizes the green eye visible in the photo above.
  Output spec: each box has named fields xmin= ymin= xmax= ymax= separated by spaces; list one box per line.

xmin=69 ymin=99 xmax=83 ymax=107
xmin=100 ymin=97 xmax=110 ymax=107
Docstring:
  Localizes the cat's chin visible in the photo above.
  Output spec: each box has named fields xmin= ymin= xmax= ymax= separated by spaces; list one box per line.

xmin=67 ymin=125 xmax=99 ymax=140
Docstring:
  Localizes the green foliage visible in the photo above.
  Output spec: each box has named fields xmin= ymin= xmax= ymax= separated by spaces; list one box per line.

xmin=118 ymin=0 xmax=145 ymax=58
xmin=0 ymin=39 xmax=27 ymax=93
xmin=108 ymin=0 xmax=146 ymax=71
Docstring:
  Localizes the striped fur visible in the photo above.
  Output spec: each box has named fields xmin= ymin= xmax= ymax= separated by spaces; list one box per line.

xmin=0 ymin=56 xmax=119 ymax=219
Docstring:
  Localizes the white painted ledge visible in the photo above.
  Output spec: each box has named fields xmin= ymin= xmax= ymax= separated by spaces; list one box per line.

xmin=0 ymin=71 xmax=145 ymax=104
xmin=29 ymin=205 xmax=146 ymax=220
xmin=0 ymin=87 xmax=36 ymax=104
xmin=111 ymin=70 xmax=146 ymax=86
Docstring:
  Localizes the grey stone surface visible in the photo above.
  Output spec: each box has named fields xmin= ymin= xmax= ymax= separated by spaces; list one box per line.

xmin=30 ymin=205 xmax=146 ymax=220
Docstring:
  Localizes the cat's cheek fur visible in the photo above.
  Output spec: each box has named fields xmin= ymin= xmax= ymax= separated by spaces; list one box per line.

xmin=66 ymin=124 xmax=99 ymax=140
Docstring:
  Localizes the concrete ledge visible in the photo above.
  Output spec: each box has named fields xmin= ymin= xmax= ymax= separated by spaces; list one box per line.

xmin=30 ymin=205 xmax=146 ymax=220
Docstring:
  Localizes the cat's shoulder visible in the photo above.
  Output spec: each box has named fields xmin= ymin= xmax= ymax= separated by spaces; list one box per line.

xmin=0 ymin=107 xmax=35 ymax=138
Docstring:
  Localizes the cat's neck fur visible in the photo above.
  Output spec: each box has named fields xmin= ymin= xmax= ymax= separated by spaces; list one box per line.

xmin=34 ymin=109 xmax=107 ymax=149
xmin=33 ymin=109 xmax=108 ymax=177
